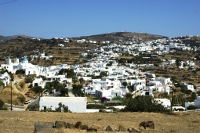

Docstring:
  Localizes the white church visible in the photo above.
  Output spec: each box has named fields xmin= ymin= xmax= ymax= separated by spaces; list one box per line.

xmin=1 ymin=57 xmax=39 ymax=75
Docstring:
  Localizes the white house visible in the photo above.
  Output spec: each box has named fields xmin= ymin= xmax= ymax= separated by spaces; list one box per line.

xmin=154 ymin=98 xmax=171 ymax=109
xmin=80 ymin=53 xmax=88 ymax=57
xmin=0 ymin=72 xmax=10 ymax=86
xmin=181 ymin=82 xmax=195 ymax=92
xmin=32 ymin=77 xmax=43 ymax=87
xmin=193 ymin=96 xmax=200 ymax=109
xmin=153 ymin=85 xmax=171 ymax=94
xmin=57 ymin=44 xmax=64 ymax=47
xmin=39 ymin=97 xmax=87 ymax=113
xmin=155 ymin=77 xmax=171 ymax=85
xmin=141 ymin=89 xmax=153 ymax=96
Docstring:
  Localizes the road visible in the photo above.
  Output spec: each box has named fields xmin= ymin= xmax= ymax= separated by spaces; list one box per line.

xmin=5 ymin=98 xmax=39 ymax=111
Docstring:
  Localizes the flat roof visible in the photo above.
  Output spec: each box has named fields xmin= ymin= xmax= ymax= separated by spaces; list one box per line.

xmin=40 ymin=97 xmax=87 ymax=102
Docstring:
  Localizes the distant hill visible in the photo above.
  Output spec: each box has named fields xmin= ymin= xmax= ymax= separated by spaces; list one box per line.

xmin=0 ymin=35 xmax=31 ymax=43
xmin=71 ymin=32 xmax=167 ymax=42
xmin=0 ymin=35 xmax=17 ymax=43
xmin=1 ymin=32 xmax=167 ymax=44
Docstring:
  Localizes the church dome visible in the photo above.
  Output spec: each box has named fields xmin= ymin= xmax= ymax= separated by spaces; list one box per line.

xmin=23 ymin=57 xmax=28 ymax=61
xmin=22 ymin=57 xmax=28 ymax=64
xmin=6 ymin=57 xmax=12 ymax=64
xmin=14 ymin=57 xmax=19 ymax=63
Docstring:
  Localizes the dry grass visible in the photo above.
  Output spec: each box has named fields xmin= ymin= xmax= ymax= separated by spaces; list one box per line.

xmin=0 ymin=78 xmax=31 ymax=105
xmin=0 ymin=111 xmax=200 ymax=133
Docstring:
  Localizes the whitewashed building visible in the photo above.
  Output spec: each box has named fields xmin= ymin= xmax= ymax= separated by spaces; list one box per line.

xmin=0 ymin=72 xmax=10 ymax=86
xmin=154 ymin=98 xmax=171 ymax=108
xmin=39 ymin=97 xmax=87 ymax=113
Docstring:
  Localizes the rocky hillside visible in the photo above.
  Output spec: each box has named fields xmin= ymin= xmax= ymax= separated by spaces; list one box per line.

xmin=72 ymin=32 xmax=167 ymax=42
xmin=0 ymin=32 xmax=167 ymax=66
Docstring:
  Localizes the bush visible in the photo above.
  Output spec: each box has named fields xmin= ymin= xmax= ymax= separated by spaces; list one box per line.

xmin=181 ymin=88 xmax=192 ymax=94
xmin=0 ymin=81 xmax=5 ymax=87
xmin=123 ymin=96 xmax=170 ymax=113
xmin=187 ymin=105 xmax=197 ymax=110
xmin=0 ymin=99 xmax=7 ymax=110
xmin=87 ymin=104 xmax=106 ymax=109
xmin=31 ymin=86 xmax=43 ymax=94
xmin=72 ymin=84 xmax=84 ymax=96
xmin=24 ymin=77 xmax=33 ymax=83
xmin=17 ymin=95 xmax=26 ymax=104
xmin=27 ymin=104 xmax=39 ymax=111
xmin=15 ymin=69 xmax=25 ymax=75
xmin=55 ymin=102 xmax=70 ymax=112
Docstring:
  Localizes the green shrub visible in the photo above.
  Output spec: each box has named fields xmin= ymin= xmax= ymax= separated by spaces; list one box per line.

xmin=0 ymin=81 xmax=5 ymax=87
xmin=187 ymin=105 xmax=198 ymax=110
xmin=17 ymin=95 xmax=26 ymax=104
xmin=0 ymin=99 xmax=7 ymax=110
xmin=87 ymin=104 xmax=106 ymax=109
xmin=24 ymin=77 xmax=33 ymax=83
xmin=15 ymin=69 xmax=25 ymax=75
xmin=55 ymin=102 xmax=70 ymax=112
xmin=27 ymin=104 xmax=39 ymax=111
xmin=123 ymin=96 xmax=170 ymax=113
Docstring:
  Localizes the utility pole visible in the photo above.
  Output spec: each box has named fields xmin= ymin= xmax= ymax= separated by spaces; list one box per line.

xmin=10 ymin=75 xmax=14 ymax=111
xmin=171 ymin=91 xmax=174 ymax=112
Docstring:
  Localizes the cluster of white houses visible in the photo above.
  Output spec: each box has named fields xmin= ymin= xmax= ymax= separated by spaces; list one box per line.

xmin=1 ymin=36 xmax=200 ymax=112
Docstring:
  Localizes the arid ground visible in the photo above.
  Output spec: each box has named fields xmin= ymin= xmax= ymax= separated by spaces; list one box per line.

xmin=0 ymin=111 xmax=200 ymax=133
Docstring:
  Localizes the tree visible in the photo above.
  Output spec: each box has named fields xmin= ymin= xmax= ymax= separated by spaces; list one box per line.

xmin=60 ymin=88 xmax=68 ymax=96
xmin=15 ymin=69 xmax=25 ymax=75
xmin=191 ymin=92 xmax=197 ymax=101
xmin=125 ymin=93 xmax=133 ymax=99
xmin=122 ymin=82 xmax=127 ymax=87
xmin=72 ymin=84 xmax=84 ymax=96
xmin=31 ymin=86 xmax=43 ymax=94
xmin=58 ymin=69 xmax=78 ymax=83
xmin=123 ymin=96 xmax=169 ymax=113
xmin=55 ymin=102 xmax=69 ymax=112
xmin=44 ymin=82 xmax=53 ymax=93
xmin=79 ymin=78 xmax=85 ymax=85
xmin=127 ymin=84 xmax=134 ymax=92
xmin=59 ymin=69 xmax=76 ymax=78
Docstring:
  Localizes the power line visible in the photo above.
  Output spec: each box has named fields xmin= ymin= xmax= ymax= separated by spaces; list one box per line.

xmin=0 ymin=0 xmax=17 ymax=6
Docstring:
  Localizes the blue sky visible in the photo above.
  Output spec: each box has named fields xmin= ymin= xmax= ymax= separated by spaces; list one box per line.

xmin=0 ymin=0 xmax=200 ymax=39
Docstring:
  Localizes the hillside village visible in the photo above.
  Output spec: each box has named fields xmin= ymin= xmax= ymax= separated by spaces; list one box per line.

xmin=0 ymin=33 xmax=200 ymax=112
